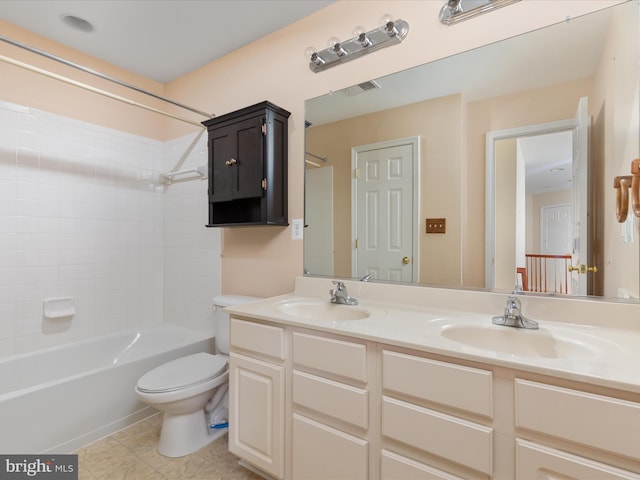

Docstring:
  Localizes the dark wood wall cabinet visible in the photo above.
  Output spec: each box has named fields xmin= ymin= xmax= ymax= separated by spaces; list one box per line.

xmin=202 ymin=101 xmax=290 ymax=227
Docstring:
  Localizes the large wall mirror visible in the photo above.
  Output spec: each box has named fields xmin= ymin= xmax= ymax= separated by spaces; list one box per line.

xmin=304 ymin=1 xmax=639 ymax=301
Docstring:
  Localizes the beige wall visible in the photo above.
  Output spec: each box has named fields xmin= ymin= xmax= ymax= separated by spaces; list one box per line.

xmin=306 ymin=94 xmax=463 ymax=284
xmin=1 ymin=0 xmax=624 ymax=297
xmin=494 ymin=139 xmax=517 ymax=290
xmin=592 ymin=4 xmax=640 ymax=298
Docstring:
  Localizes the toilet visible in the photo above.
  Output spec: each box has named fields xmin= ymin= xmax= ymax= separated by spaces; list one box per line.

xmin=135 ymin=295 xmax=261 ymax=457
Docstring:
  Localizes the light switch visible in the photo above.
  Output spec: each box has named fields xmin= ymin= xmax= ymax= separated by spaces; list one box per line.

xmin=426 ymin=218 xmax=446 ymax=234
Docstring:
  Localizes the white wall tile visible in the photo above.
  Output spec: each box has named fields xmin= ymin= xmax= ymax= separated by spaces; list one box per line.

xmin=0 ymin=101 xmax=222 ymax=356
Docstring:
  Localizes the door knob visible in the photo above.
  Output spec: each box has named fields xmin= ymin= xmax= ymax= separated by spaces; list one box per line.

xmin=402 ymin=256 xmax=411 ymax=265
xmin=568 ymin=264 xmax=598 ymax=274
xmin=225 ymin=158 xmax=237 ymax=166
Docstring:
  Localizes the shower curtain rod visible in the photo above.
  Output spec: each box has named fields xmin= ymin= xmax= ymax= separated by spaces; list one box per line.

xmin=0 ymin=53 xmax=205 ymax=128
xmin=0 ymin=34 xmax=213 ymax=120
xmin=305 ymin=151 xmax=327 ymax=162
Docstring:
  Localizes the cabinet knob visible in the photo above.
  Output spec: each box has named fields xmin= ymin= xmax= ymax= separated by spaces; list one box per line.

xmin=225 ymin=158 xmax=237 ymax=166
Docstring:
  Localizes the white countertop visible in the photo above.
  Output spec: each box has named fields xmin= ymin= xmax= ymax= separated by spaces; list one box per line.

xmin=226 ymin=277 xmax=640 ymax=394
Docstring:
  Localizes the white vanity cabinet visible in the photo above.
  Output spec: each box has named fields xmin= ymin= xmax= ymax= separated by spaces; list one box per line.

xmin=291 ymin=331 xmax=371 ymax=480
xmin=227 ymin=313 xmax=640 ymax=480
xmin=514 ymin=379 xmax=640 ymax=479
xmin=380 ymin=349 xmax=494 ymax=480
xmin=229 ymin=318 xmax=286 ymax=479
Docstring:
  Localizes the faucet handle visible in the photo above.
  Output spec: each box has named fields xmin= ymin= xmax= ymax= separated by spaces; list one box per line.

xmin=332 ymin=280 xmax=346 ymax=291
xmin=505 ymin=295 xmax=522 ymax=316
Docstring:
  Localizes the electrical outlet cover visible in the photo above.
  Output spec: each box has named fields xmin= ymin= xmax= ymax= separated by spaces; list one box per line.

xmin=292 ymin=218 xmax=304 ymax=240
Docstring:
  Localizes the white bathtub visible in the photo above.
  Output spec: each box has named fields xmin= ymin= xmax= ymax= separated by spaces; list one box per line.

xmin=0 ymin=325 xmax=214 ymax=454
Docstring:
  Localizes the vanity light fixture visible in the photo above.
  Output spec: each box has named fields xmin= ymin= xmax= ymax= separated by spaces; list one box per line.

xmin=439 ymin=0 xmax=521 ymax=25
xmin=306 ymin=15 xmax=409 ymax=73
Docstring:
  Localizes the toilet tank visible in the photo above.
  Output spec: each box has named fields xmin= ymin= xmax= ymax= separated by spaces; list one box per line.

xmin=212 ymin=295 xmax=263 ymax=355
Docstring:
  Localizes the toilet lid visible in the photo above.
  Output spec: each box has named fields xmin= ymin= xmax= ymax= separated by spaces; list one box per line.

xmin=137 ymin=352 xmax=228 ymax=393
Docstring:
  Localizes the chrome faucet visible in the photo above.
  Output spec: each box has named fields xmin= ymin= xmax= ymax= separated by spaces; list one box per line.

xmin=329 ymin=281 xmax=359 ymax=305
xmin=492 ymin=295 xmax=538 ymax=329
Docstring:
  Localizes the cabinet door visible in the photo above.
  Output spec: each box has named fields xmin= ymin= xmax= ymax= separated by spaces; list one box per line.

xmin=209 ymin=115 xmax=264 ymax=202
xmin=229 ymin=352 xmax=284 ymax=479
xmin=293 ymin=413 xmax=368 ymax=480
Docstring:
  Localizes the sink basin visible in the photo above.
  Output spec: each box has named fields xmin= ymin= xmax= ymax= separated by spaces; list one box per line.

xmin=441 ymin=324 xmax=600 ymax=359
xmin=276 ymin=300 xmax=370 ymax=322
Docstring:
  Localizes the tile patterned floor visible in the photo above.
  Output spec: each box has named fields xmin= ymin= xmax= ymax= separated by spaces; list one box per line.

xmin=75 ymin=414 xmax=263 ymax=480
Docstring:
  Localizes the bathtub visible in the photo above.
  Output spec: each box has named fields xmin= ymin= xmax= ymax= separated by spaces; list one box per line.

xmin=0 ymin=325 xmax=214 ymax=454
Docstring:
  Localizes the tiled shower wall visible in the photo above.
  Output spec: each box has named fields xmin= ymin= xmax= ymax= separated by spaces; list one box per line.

xmin=0 ymin=100 xmax=221 ymax=356
xmin=163 ymin=132 xmax=221 ymax=335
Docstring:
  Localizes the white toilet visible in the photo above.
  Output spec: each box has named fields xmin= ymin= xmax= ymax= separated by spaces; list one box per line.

xmin=135 ymin=295 xmax=261 ymax=457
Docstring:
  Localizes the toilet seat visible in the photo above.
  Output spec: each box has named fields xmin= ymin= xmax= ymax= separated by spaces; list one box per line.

xmin=137 ymin=352 xmax=228 ymax=394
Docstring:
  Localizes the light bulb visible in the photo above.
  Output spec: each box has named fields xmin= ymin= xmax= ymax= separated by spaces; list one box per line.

xmin=304 ymin=46 xmax=317 ymax=60
xmin=352 ymin=26 xmax=366 ymax=37
xmin=327 ymin=36 xmax=346 ymax=57
xmin=379 ymin=13 xmax=395 ymax=26
xmin=327 ymin=36 xmax=340 ymax=48
xmin=305 ymin=47 xmax=325 ymax=66
xmin=352 ymin=25 xmax=372 ymax=48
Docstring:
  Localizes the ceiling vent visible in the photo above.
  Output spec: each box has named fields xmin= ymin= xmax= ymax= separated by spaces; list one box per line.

xmin=343 ymin=80 xmax=381 ymax=96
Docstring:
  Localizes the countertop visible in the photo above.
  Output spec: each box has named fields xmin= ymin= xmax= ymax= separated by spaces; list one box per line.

xmin=226 ymin=278 xmax=640 ymax=394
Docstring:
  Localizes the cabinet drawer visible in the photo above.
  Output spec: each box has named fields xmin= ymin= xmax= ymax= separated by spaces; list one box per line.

xmin=293 ymin=370 xmax=369 ymax=429
xmin=516 ymin=439 xmax=640 ymax=480
xmin=515 ymin=379 xmax=640 ymax=459
xmin=293 ymin=332 xmax=367 ymax=383
xmin=383 ymin=350 xmax=492 ymax=418
xmin=230 ymin=318 xmax=285 ymax=360
xmin=382 ymin=396 xmax=493 ymax=475
xmin=293 ymin=413 xmax=368 ymax=480
xmin=381 ymin=449 xmax=464 ymax=480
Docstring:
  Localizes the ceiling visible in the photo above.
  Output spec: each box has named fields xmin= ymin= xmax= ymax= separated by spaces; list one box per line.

xmin=0 ymin=0 xmax=334 ymax=83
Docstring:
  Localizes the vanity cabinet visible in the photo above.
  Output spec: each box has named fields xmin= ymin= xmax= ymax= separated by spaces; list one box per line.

xmin=291 ymin=331 xmax=371 ymax=480
xmin=202 ymin=101 xmax=290 ymax=227
xmin=228 ymin=318 xmax=286 ymax=479
xmin=227 ymin=314 xmax=640 ymax=480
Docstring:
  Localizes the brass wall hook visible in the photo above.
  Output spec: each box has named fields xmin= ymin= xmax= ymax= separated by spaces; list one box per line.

xmin=631 ymin=159 xmax=640 ymax=218
xmin=614 ymin=175 xmax=632 ymax=223
xmin=614 ymin=159 xmax=640 ymax=222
